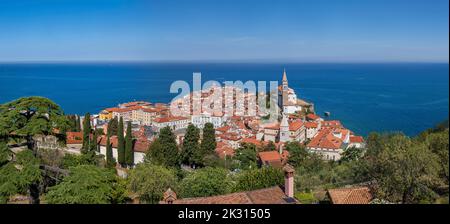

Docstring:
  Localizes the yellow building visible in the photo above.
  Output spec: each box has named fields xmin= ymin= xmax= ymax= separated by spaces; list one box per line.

xmin=99 ymin=108 xmax=118 ymax=120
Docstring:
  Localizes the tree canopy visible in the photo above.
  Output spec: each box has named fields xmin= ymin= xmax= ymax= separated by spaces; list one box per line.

xmin=180 ymin=124 xmax=200 ymax=166
xmin=233 ymin=167 xmax=284 ymax=192
xmin=179 ymin=167 xmax=233 ymax=198
xmin=199 ymin=123 xmax=216 ymax=166
xmin=45 ymin=165 xmax=126 ymax=204
xmin=233 ymin=143 xmax=258 ymax=170
xmin=128 ymin=163 xmax=177 ymax=204
xmin=0 ymin=97 xmax=69 ymax=149
xmin=146 ymin=127 xmax=179 ymax=167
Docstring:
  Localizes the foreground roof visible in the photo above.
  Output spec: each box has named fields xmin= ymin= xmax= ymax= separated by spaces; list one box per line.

xmin=167 ymin=186 xmax=295 ymax=204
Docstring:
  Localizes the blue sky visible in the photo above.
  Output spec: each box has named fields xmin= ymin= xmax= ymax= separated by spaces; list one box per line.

xmin=0 ymin=0 xmax=448 ymax=62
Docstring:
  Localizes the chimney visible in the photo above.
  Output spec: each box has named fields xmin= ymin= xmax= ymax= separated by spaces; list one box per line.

xmin=283 ymin=164 xmax=295 ymax=198
xmin=163 ymin=188 xmax=177 ymax=204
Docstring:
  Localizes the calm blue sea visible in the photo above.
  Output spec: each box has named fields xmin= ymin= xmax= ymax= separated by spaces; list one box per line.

xmin=0 ymin=62 xmax=448 ymax=137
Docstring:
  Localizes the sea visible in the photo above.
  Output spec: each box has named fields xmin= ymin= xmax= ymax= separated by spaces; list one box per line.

xmin=0 ymin=62 xmax=448 ymax=137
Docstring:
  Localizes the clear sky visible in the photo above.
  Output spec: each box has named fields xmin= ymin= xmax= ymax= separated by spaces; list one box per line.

xmin=0 ymin=0 xmax=448 ymax=62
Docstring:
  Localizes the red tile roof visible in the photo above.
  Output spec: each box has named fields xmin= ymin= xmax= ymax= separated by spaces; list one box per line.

xmin=306 ymin=113 xmax=320 ymax=120
xmin=307 ymin=129 xmax=342 ymax=150
xmin=289 ymin=120 xmax=304 ymax=131
xmin=242 ymin=137 xmax=264 ymax=147
xmin=66 ymin=132 xmax=83 ymax=144
xmin=327 ymin=187 xmax=373 ymax=204
xmin=216 ymin=126 xmax=231 ymax=133
xmin=133 ymin=138 xmax=151 ymax=153
xmin=167 ymin=186 xmax=293 ymax=204
xmin=215 ymin=145 xmax=235 ymax=158
xmin=350 ymin=136 xmax=364 ymax=143
xmin=304 ymin=122 xmax=318 ymax=129
xmin=105 ymin=107 xmax=121 ymax=113
xmin=264 ymin=123 xmax=280 ymax=130
xmin=321 ymin=120 xmax=343 ymax=128
xmin=258 ymin=151 xmax=283 ymax=167
xmin=98 ymin=135 xmax=119 ymax=148
xmin=98 ymin=135 xmax=150 ymax=153
xmin=121 ymin=101 xmax=151 ymax=108
xmin=218 ymin=133 xmax=242 ymax=141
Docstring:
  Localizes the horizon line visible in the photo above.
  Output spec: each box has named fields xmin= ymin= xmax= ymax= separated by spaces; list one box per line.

xmin=0 ymin=59 xmax=449 ymax=64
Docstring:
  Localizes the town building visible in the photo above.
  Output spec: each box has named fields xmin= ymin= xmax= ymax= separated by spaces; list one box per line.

xmin=98 ymin=135 xmax=151 ymax=165
xmin=306 ymin=128 xmax=351 ymax=161
xmin=152 ymin=116 xmax=189 ymax=132
xmin=191 ymin=112 xmax=224 ymax=129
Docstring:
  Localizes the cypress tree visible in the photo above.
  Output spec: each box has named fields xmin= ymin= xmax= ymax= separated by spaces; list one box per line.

xmin=106 ymin=128 xmax=115 ymax=168
xmin=201 ymin=123 xmax=216 ymax=159
xmin=82 ymin=113 xmax=91 ymax=153
xmin=125 ymin=121 xmax=134 ymax=167
xmin=148 ymin=126 xmax=179 ymax=167
xmin=108 ymin=117 xmax=119 ymax=136
xmin=117 ymin=117 xmax=125 ymax=166
xmin=90 ymin=128 xmax=98 ymax=152
xmin=181 ymin=124 xmax=200 ymax=166
xmin=75 ymin=115 xmax=81 ymax=132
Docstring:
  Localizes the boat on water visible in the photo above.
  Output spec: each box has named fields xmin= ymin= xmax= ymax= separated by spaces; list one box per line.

xmin=324 ymin=111 xmax=331 ymax=117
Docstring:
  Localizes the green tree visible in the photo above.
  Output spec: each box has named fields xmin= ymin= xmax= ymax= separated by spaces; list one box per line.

xmin=128 ymin=163 xmax=177 ymax=204
xmin=181 ymin=124 xmax=200 ymax=166
xmin=75 ymin=115 xmax=81 ymax=132
xmin=81 ymin=113 xmax=91 ymax=153
xmin=61 ymin=153 xmax=96 ymax=169
xmin=264 ymin=141 xmax=276 ymax=151
xmin=179 ymin=167 xmax=232 ymax=198
xmin=359 ymin=133 xmax=441 ymax=203
xmin=0 ymin=141 xmax=11 ymax=167
xmin=66 ymin=115 xmax=78 ymax=132
xmin=117 ymin=117 xmax=125 ymax=166
xmin=424 ymin=130 xmax=449 ymax=182
xmin=105 ymin=128 xmax=115 ymax=168
xmin=90 ymin=129 xmax=99 ymax=152
xmin=341 ymin=146 xmax=364 ymax=162
xmin=285 ymin=141 xmax=308 ymax=167
xmin=125 ymin=121 xmax=134 ymax=167
xmin=0 ymin=150 xmax=42 ymax=203
xmin=199 ymin=123 xmax=216 ymax=164
xmin=234 ymin=143 xmax=257 ymax=170
xmin=234 ymin=166 xmax=284 ymax=192
xmin=0 ymin=97 xmax=69 ymax=204
xmin=45 ymin=165 xmax=126 ymax=204
xmin=108 ymin=117 xmax=118 ymax=136
xmin=146 ymin=127 xmax=179 ymax=167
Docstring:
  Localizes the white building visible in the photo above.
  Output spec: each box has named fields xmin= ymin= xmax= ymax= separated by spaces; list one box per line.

xmin=279 ymin=113 xmax=290 ymax=143
xmin=191 ymin=112 xmax=224 ymax=129
xmin=98 ymin=136 xmax=150 ymax=165
xmin=278 ymin=69 xmax=303 ymax=114
xmin=152 ymin=116 xmax=189 ymax=132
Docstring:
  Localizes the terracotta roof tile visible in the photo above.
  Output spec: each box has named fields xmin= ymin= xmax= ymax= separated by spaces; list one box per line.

xmin=350 ymin=136 xmax=364 ymax=143
xmin=304 ymin=122 xmax=318 ymax=129
xmin=289 ymin=120 xmax=304 ymax=131
xmin=306 ymin=113 xmax=320 ymax=120
xmin=169 ymin=186 xmax=293 ymax=204
xmin=327 ymin=187 xmax=373 ymax=204
xmin=258 ymin=151 xmax=282 ymax=163
xmin=66 ymin=132 xmax=83 ymax=144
